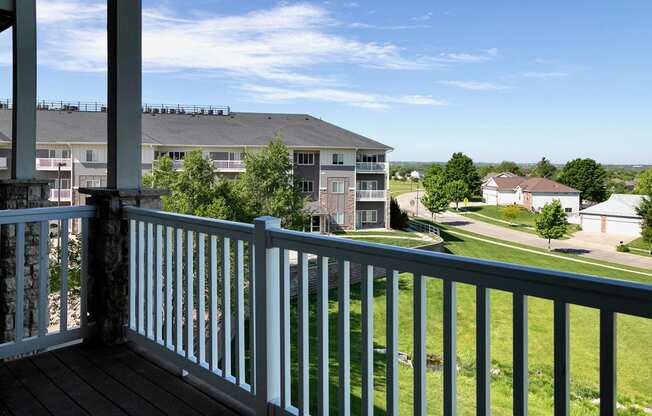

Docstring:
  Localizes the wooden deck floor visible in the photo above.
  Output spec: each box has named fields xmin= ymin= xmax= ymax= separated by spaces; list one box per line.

xmin=0 ymin=343 xmax=241 ymax=416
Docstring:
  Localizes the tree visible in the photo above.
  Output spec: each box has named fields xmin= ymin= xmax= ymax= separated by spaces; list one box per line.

xmin=390 ymin=197 xmax=409 ymax=229
xmin=444 ymin=152 xmax=481 ymax=198
xmin=445 ymin=180 xmax=469 ymax=211
xmin=557 ymin=158 xmax=608 ymax=203
xmin=501 ymin=205 xmax=521 ymax=223
xmin=421 ymin=165 xmax=450 ymax=221
xmin=636 ymin=195 xmax=652 ymax=255
xmin=635 ymin=167 xmax=652 ymax=195
xmin=535 ymin=200 xmax=568 ymax=250
xmin=495 ymin=161 xmax=524 ymax=176
xmin=533 ymin=157 xmax=557 ymax=179
xmin=237 ymin=136 xmax=309 ymax=230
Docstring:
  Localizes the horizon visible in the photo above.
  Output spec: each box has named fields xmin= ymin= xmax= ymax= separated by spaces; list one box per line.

xmin=0 ymin=0 xmax=650 ymax=164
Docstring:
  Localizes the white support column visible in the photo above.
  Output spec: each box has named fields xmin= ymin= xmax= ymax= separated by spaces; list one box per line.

xmin=107 ymin=0 xmax=142 ymax=189
xmin=254 ymin=216 xmax=281 ymax=413
xmin=11 ymin=0 xmax=37 ymax=180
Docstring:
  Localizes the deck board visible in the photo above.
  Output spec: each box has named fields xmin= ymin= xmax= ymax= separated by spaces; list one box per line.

xmin=0 ymin=343 xmax=242 ymax=416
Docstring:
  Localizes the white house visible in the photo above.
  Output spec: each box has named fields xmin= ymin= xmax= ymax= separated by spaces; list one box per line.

xmin=481 ymin=174 xmax=526 ymax=205
xmin=481 ymin=175 xmax=580 ymax=213
xmin=579 ymin=194 xmax=644 ymax=237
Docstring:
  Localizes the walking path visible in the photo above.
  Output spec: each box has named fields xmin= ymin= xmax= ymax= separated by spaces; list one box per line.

xmin=397 ymin=192 xmax=652 ymax=270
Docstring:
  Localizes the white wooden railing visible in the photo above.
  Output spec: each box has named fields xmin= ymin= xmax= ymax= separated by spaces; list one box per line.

xmin=124 ymin=207 xmax=652 ymax=416
xmin=49 ymin=189 xmax=72 ymax=201
xmin=356 ymin=189 xmax=387 ymax=201
xmin=356 ymin=162 xmax=387 ymax=172
xmin=36 ymin=158 xmax=72 ymax=170
xmin=0 ymin=206 xmax=96 ymax=360
xmin=213 ymin=160 xmax=246 ymax=171
xmin=409 ymin=218 xmax=441 ymax=237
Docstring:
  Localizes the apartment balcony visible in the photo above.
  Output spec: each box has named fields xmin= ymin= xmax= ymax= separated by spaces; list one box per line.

xmin=49 ymin=188 xmax=72 ymax=202
xmin=0 ymin=156 xmax=6 ymax=170
xmin=356 ymin=161 xmax=387 ymax=173
xmin=36 ymin=157 xmax=72 ymax=171
xmin=1 ymin=205 xmax=649 ymax=415
xmin=356 ymin=189 xmax=387 ymax=201
xmin=213 ymin=159 xmax=246 ymax=172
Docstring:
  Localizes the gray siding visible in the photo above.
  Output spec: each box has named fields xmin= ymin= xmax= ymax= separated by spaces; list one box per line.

xmin=356 ymin=201 xmax=386 ymax=229
xmin=294 ymin=152 xmax=320 ymax=201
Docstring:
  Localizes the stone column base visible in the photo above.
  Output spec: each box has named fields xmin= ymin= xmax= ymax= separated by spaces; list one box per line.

xmin=79 ymin=188 xmax=167 ymax=345
xmin=0 ymin=180 xmax=50 ymax=343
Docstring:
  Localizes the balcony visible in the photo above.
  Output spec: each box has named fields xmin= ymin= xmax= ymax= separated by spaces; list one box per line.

xmin=356 ymin=161 xmax=387 ymax=173
xmin=356 ymin=189 xmax=387 ymax=201
xmin=0 ymin=157 xmax=6 ymax=170
xmin=49 ymin=188 xmax=72 ymax=201
xmin=213 ymin=159 xmax=246 ymax=172
xmin=36 ymin=158 xmax=72 ymax=171
xmin=1 ymin=205 xmax=650 ymax=415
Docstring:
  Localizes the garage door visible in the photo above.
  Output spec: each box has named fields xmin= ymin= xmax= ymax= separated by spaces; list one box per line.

xmin=605 ymin=217 xmax=642 ymax=237
xmin=581 ymin=215 xmax=601 ymax=233
xmin=483 ymin=190 xmax=497 ymax=205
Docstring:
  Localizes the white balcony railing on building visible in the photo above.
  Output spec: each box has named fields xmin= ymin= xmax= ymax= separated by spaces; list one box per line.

xmin=36 ymin=158 xmax=72 ymax=171
xmin=356 ymin=189 xmax=387 ymax=201
xmin=356 ymin=162 xmax=387 ymax=172
xmin=213 ymin=160 xmax=245 ymax=171
xmin=0 ymin=157 xmax=7 ymax=170
xmin=49 ymin=189 xmax=72 ymax=201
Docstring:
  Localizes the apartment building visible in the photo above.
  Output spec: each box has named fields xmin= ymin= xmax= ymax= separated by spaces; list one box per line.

xmin=0 ymin=101 xmax=392 ymax=232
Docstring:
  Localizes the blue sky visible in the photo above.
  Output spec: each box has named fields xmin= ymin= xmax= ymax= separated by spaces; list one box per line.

xmin=0 ymin=0 xmax=650 ymax=164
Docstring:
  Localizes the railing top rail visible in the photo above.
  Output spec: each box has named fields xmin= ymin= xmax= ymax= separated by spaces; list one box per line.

xmin=0 ymin=205 xmax=96 ymax=224
xmin=268 ymin=227 xmax=652 ymax=318
xmin=124 ymin=207 xmax=254 ymax=241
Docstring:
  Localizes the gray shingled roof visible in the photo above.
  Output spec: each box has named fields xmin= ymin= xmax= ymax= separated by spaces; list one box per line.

xmin=0 ymin=109 xmax=392 ymax=150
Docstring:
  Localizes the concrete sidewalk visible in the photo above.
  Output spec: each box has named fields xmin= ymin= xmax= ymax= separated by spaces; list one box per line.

xmin=397 ymin=192 xmax=652 ymax=270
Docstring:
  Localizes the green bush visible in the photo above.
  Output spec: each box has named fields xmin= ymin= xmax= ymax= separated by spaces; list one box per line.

xmin=616 ymin=244 xmax=631 ymax=253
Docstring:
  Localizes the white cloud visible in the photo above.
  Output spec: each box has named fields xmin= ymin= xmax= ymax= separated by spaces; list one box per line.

xmin=241 ymin=84 xmax=448 ymax=109
xmin=439 ymin=80 xmax=510 ymax=91
xmin=521 ymin=71 xmax=569 ymax=80
xmin=433 ymin=48 xmax=499 ymax=64
xmin=412 ymin=12 xmax=433 ymax=22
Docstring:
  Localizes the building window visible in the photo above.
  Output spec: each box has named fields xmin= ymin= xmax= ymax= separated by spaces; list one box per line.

xmin=357 ymin=210 xmax=378 ymax=224
xmin=565 ymin=208 xmax=572 ymax=213
xmin=48 ymin=149 xmax=70 ymax=159
xmin=357 ymin=180 xmax=378 ymax=190
xmin=330 ymin=180 xmax=345 ymax=193
xmin=333 ymin=213 xmax=345 ymax=225
xmin=332 ymin=153 xmax=344 ymax=165
xmin=49 ymin=178 xmax=71 ymax=189
xmin=301 ymin=180 xmax=314 ymax=193
xmin=357 ymin=154 xmax=379 ymax=163
xmin=80 ymin=175 xmax=106 ymax=188
xmin=296 ymin=152 xmax=315 ymax=165
xmin=85 ymin=149 xmax=99 ymax=162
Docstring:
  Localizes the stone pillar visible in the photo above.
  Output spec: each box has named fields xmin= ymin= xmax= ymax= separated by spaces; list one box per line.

xmin=80 ymin=188 xmax=166 ymax=345
xmin=0 ymin=180 xmax=50 ymax=343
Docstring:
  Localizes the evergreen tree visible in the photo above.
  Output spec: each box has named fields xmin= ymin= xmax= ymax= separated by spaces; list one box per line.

xmin=533 ymin=157 xmax=557 ymax=179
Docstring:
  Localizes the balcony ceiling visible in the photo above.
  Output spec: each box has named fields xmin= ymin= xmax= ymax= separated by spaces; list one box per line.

xmin=0 ymin=0 xmax=11 ymax=33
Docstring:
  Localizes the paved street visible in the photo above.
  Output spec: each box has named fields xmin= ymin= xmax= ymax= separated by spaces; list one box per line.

xmin=397 ymin=192 xmax=652 ymax=270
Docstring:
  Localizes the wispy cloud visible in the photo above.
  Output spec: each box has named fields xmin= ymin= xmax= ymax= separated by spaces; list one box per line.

xmin=241 ymin=85 xmax=448 ymax=110
xmin=439 ymin=80 xmax=510 ymax=91
xmin=520 ymin=71 xmax=569 ymax=80
xmin=412 ymin=12 xmax=433 ymax=22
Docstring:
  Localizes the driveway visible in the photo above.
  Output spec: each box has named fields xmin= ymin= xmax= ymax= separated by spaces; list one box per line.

xmin=397 ymin=192 xmax=652 ymax=270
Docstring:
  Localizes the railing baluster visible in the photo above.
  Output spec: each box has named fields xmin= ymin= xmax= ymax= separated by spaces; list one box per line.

xmin=476 ymin=287 xmax=491 ymax=416
xmin=166 ymin=226 xmax=173 ymax=349
xmin=318 ymin=256 xmax=329 ymax=416
xmin=298 ymin=252 xmax=309 ymax=415
xmin=513 ymin=294 xmax=528 ymax=416
xmin=147 ymin=222 xmax=154 ymax=339
xmin=235 ymin=240 xmax=245 ymax=385
xmin=138 ymin=221 xmax=145 ymax=335
xmin=444 ymin=280 xmax=456 ymax=416
xmin=222 ymin=237 xmax=232 ymax=378
xmin=38 ymin=221 xmax=49 ymax=337
xmin=600 ymin=310 xmax=617 ymax=416
xmin=338 ymin=260 xmax=351 ymax=416
xmin=248 ymin=243 xmax=256 ymax=390
xmin=554 ymin=301 xmax=569 ymax=416
xmin=280 ymin=249 xmax=290 ymax=410
xmin=387 ymin=270 xmax=398 ymax=416
xmin=15 ymin=223 xmax=25 ymax=343
xmin=156 ymin=224 xmax=164 ymax=344
xmin=210 ymin=235 xmax=219 ymax=374
xmin=175 ymin=228 xmax=183 ymax=355
xmin=80 ymin=217 xmax=89 ymax=329
xmin=198 ymin=233 xmax=206 ymax=366
xmin=361 ymin=264 xmax=373 ymax=416
xmin=413 ymin=274 xmax=426 ymax=416
xmin=186 ymin=230 xmax=195 ymax=362
xmin=60 ymin=220 xmax=69 ymax=332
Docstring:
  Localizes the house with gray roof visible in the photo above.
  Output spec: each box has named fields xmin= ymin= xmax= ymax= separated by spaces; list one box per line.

xmin=579 ymin=194 xmax=644 ymax=236
xmin=0 ymin=102 xmax=392 ymax=232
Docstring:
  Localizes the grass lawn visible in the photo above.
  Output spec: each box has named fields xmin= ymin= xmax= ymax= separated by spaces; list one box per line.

xmin=627 ymin=237 xmax=651 ymax=256
xmin=288 ymin=228 xmax=652 ymax=415
xmin=389 ymin=179 xmax=421 ymax=197
xmin=462 ymin=205 xmax=581 ymax=238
